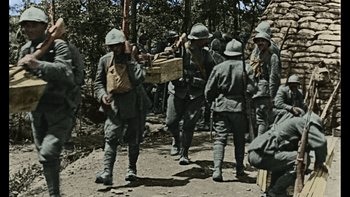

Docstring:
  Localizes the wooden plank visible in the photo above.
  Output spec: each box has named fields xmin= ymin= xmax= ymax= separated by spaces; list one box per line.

xmin=257 ymin=169 xmax=271 ymax=192
xmin=144 ymin=58 xmax=183 ymax=84
xmin=298 ymin=136 xmax=338 ymax=197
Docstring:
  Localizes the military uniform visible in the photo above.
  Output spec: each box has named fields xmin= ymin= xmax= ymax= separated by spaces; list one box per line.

xmin=205 ymin=39 xmax=257 ymax=181
xmin=166 ymin=23 xmax=224 ymax=164
xmin=250 ymin=32 xmax=281 ymax=136
xmin=94 ymin=29 xmax=151 ymax=185
xmin=269 ymin=75 xmax=307 ymax=129
xmin=18 ymin=7 xmax=75 ymax=197
xmin=64 ymin=42 xmax=85 ymax=149
xmin=248 ymin=112 xmax=327 ymax=196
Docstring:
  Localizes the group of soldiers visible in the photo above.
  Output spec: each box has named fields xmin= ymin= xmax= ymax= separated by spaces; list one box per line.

xmin=14 ymin=6 xmax=328 ymax=197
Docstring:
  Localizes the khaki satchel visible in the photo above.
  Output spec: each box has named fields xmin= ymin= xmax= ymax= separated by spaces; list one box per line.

xmin=106 ymin=54 xmax=132 ymax=94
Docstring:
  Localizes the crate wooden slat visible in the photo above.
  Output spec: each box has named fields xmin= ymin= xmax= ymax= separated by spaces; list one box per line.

xmin=144 ymin=57 xmax=183 ymax=84
xmin=257 ymin=169 xmax=271 ymax=192
xmin=9 ymin=69 xmax=47 ymax=113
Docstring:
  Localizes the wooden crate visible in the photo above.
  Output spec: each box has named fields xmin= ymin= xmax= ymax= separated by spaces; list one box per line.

xmin=9 ymin=69 xmax=47 ymax=113
xmin=144 ymin=57 xmax=183 ymax=84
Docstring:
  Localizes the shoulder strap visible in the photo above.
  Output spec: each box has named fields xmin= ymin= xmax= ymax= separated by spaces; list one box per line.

xmin=105 ymin=53 xmax=115 ymax=73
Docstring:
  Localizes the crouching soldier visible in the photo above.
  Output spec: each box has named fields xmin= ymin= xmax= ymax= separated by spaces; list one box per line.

xmin=247 ymin=112 xmax=328 ymax=197
xmin=94 ymin=28 xmax=151 ymax=185
xmin=270 ymin=74 xmax=307 ymax=127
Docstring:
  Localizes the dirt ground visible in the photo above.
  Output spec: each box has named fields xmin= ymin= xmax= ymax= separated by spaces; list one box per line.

xmin=9 ymin=116 xmax=341 ymax=197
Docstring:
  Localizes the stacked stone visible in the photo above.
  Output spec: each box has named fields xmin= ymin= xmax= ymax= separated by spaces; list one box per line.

xmin=248 ymin=0 xmax=341 ymax=132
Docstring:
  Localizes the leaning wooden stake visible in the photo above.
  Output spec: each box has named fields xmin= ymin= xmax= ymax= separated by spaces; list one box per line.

xmin=298 ymin=136 xmax=338 ymax=197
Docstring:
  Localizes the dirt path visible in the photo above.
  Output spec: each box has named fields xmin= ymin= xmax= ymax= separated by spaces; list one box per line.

xmin=11 ymin=129 xmax=340 ymax=197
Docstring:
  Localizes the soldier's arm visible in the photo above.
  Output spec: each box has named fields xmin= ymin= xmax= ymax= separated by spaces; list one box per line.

xmin=204 ymin=67 xmax=220 ymax=103
xmin=269 ymin=54 xmax=281 ymax=98
xmin=308 ymin=123 xmax=327 ymax=162
xmin=274 ymin=86 xmax=293 ymax=111
xmin=94 ymin=56 xmax=108 ymax=103
xmin=128 ymin=60 xmax=145 ymax=86
xmin=38 ymin=39 xmax=74 ymax=85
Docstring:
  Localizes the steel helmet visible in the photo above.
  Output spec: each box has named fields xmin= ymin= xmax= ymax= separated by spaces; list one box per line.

xmin=166 ymin=30 xmax=179 ymax=39
xmin=287 ymin=74 xmax=301 ymax=85
xmin=19 ymin=7 xmax=48 ymax=24
xmin=222 ymin=33 xmax=233 ymax=42
xmin=187 ymin=23 xmax=212 ymax=40
xmin=255 ymin=21 xmax=272 ymax=36
xmin=210 ymin=39 xmax=221 ymax=52
xmin=223 ymin=39 xmax=242 ymax=56
xmin=253 ymin=32 xmax=271 ymax=46
xmin=105 ymin=28 xmax=126 ymax=45
xmin=213 ymin=31 xmax=222 ymax=39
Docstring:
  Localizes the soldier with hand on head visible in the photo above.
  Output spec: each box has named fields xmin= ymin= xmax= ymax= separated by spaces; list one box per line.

xmin=94 ymin=28 xmax=151 ymax=185
xmin=16 ymin=6 xmax=75 ymax=197
xmin=205 ymin=39 xmax=257 ymax=182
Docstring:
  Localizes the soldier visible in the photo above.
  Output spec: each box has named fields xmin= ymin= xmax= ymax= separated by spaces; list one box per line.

xmin=165 ymin=23 xmax=224 ymax=164
xmin=150 ymin=30 xmax=182 ymax=114
xmin=247 ymin=112 xmax=328 ymax=197
xmin=250 ymin=21 xmax=280 ymax=63
xmin=163 ymin=30 xmax=182 ymax=57
xmin=205 ymin=39 xmax=257 ymax=181
xmin=94 ymin=28 xmax=151 ymax=185
xmin=64 ymin=42 xmax=85 ymax=150
xmin=275 ymin=74 xmax=307 ymax=117
xmin=251 ymin=32 xmax=281 ymax=135
xmin=210 ymin=30 xmax=223 ymax=55
xmin=17 ymin=7 xmax=75 ymax=197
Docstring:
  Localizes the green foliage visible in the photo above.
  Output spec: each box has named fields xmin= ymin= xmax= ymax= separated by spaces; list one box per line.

xmin=9 ymin=0 xmax=269 ymax=138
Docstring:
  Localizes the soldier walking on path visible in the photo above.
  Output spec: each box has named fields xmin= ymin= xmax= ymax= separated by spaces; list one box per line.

xmin=205 ymin=39 xmax=257 ymax=182
xmin=94 ymin=28 xmax=151 ymax=185
xmin=17 ymin=7 xmax=75 ymax=197
xmin=165 ymin=23 xmax=224 ymax=164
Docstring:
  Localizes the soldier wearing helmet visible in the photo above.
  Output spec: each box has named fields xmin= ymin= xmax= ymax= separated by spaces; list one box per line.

xmin=274 ymin=74 xmax=307 ymax=118
xmin=16 ymin=6 xmax=74 ymax=197
xmin=205 ymin=39 xmax=257 ymax=182
xmin=165 ymin=23 xmax=224 ymax=165
xmin=248 ymin=111 xmax=327 ymax=197
xmin=209 ymin=30 xmax=223 ymax=54
xmin=250 ymin=21 xmax=281 ymax=64
xmin=250 ymin=31 xmax=281 ymax=135
xmin=94 ymin=28 xmax=151 ymax=186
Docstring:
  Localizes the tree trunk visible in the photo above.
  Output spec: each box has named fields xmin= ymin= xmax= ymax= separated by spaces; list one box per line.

xmin=183 ymin=0 xmax=192 ymax=33
xmin=130 ymin=0 xmax=137 ymax=44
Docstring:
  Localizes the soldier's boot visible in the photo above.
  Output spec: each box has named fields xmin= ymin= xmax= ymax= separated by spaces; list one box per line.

xmin=95 ymin=142 xmax=116 ymax=185
xmin=170 ymin=136 xmax=180 ymax=156
xmin=179 ymin=147 xmax=190 ymax=165
xmin=125 ymin=144 xmax=139 ymax=182
xmin=234 ymin=135 xmax=247 ymax=178
xmin=267 ymin=171 xmax=296 ymax=197
xmin=43 ymin=162 xmax=61 ymax=197
xmin=212 ymin=144 xmax=224 ymax=182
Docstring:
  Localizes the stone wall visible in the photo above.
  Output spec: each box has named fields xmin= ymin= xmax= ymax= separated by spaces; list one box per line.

xmin=247 ymin=0 xmax=341 ymax=132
